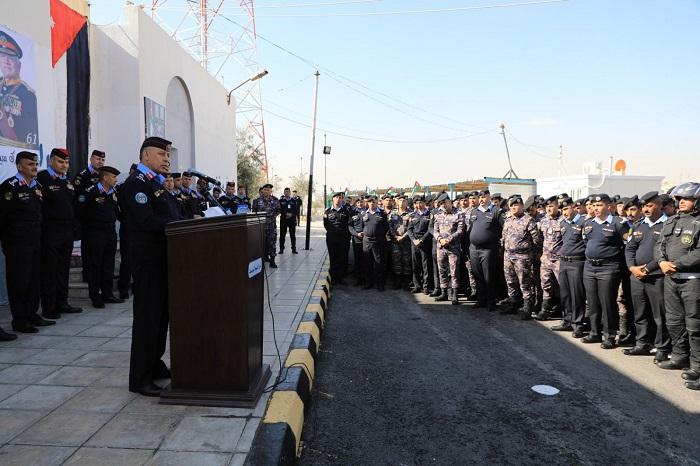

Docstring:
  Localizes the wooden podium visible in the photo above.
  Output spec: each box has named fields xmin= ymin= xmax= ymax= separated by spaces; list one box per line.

xmin=159 ymin=213 xmax=271 ymax=407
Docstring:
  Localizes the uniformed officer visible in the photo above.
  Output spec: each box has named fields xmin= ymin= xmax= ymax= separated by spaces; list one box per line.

xmin=73 ymin=150 xmax=105 ymax=195
xmin=236 ymin=186 xmax=251 ymax=213
xmin=0 ymin=151 xmax=55 ymax=332
xmin=219 ymin=181 xmax=236 ymax=214
xmin=654 ymin=182 xmax=700 ymax=390
xmin=117 ymin=163 xmax=138 ymax=300
xmin=361 ymin=195 xmax=390 ymax=291
xmin=292 ymin=190 xmax=303 ymax=226
xmin=195 ymin=178 xmax=211 ymax=214
xmin=405 ymin=196 xmax=432 ymax=294
xmin=660 ymin=193 xmax=676 ymax=218
xmin=467 ymin=190 xmax=503 ymax=311
xmin=179 ymin=172 xmax=203 ymax=219
xmin=348 ymin=196 xmax=367 ymax=286
xmin=324 ymin=191 xmax=351 ymax=284
xmin=121 ymin=137 xmax=177 ymax=397
xmin=616 ymin=196 xmax=641 ymax=347
xmin=162 ymin=173 xmax=186 ymax=220
xmin=581 ymin=194 xmax=626 ymax=349
xmin=501 ymin=196 xmax=540 ymax=318
xmin=252 ymin=183 xmax=281 ymax=268
xmin=212 ymin=186 xmax=222 ymax=200
xmin=463 ymin=191 xmax=479 ymax=300
xmin=554 ymin=197 xmax=587 ymax=335
xmin=279 ymin=187 xmax=300 ymax=254
xmin=77 ymin=166 xmax=124 ymax=308
xmin=428 ymin=194 xmax=442 ymax=297
xmin=37 ymin=148 xmax=82 ymax=319
xmin=389 ymin=194 xmax=412 ymax=290
xmin=623 ymin=191 xmax=670 ymax=359
xmin=432 ymin=193 xmax=464 ymax=304
xmin=0 ymin=32 xmax=38 ymax=147
xmin=535 ymin=195 xmax=563 ymax=320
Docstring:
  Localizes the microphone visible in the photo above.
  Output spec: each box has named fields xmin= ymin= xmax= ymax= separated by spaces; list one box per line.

xmin=187 ymin=168 xmax=221 ymax=187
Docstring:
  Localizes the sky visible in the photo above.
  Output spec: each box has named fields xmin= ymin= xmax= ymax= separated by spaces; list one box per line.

xmin=90 ymin=0 xmax=700 ymax=192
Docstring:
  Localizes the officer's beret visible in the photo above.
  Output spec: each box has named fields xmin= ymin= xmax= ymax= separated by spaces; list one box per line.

xmin=381 ymin=193 xmax=393 ymax=200
xmin=163 ymin=172 xmax=174 ymax=178
xmin=559 ymin=197 xmax=574 ymax=208
xmin=226 ymin=181 xmax=235 ymax=187
xmin=91 ymin=150 xmax=106 ymax=158
xmin=50 ymin=148 xmax=69 ymax=160
xmin=468 ymin=191 xmax=479 ymax=198
xmin=523 ymin=197 xmax=536 ymax=210
xmin=0 ymin=32 xmax=22 ymax=59
xmin=545 ymin=195 xmax=558 ymax=205
xmin=332 ymin=191 xmax=344 ymax=198
xmin=624 ymin=195 xmax=640 ymax=209
xmin=262 ymin=183 xmax=273 ymax=189
xmin=509 ymin=196 xmax=523 ymax=206
xmin=140 ymin=137 xmax=172 ymax=152
xmin=16 ymin=151 xmax=37 ymax=163
xmin=616 ymin=197 xmax=627 ymax=205
xmin=413 ymin=194 xmax=425 ymax=202
xmin=558 ymin=193 xmax=569 ymax=199
xmin=586 ymin=195 xmax=595 ymax=203
xmin=612 ymin=194 xmax=621 ymax=202
xmin=171 ymin=172 xmax=181 ymax=179
xmin=436 ymin=193 xmax=450 ymax=205
xmin=640 ymin=191 xmax=660 ymax=204
xmin=455 ymin=193 xmax=464 ymax=200
xmin=396 ymin=194 xmax=407 ymax=200
xmin=659 ymin=193 xmax=674 ymax=206
xmin=182 ymin=171 xmax=193 ymax=177
xmin=213 ymin=186 xmax=222 ymax=193
xmin=592 ymin=193 xmax=612 ymax=203
xmin=130 ymin=163 xmax=138 ymax=171
xmin=98 ymin=166 xmax=120 ymax=176
xmin=478 ymin=189 xmax=490 ymax=196
xmin=491 ymin=192 xmax=502 ymax=199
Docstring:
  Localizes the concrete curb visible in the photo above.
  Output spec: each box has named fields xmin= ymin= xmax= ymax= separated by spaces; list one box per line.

xmin=245 ymin=258 xmax=332 ymax=466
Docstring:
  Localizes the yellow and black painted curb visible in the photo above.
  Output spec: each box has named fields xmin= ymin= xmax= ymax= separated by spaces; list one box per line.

xmin=245 ymin=258 xmax=332 ymax=466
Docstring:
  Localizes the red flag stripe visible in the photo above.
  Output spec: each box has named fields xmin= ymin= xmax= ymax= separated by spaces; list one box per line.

xmin=50 ymin=0 xmax=87 ymax=68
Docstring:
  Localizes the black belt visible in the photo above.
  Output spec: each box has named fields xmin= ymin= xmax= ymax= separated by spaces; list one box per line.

xmin=586 ymin=258 xmax=616 ymax=266
xmin=561 ymin=255 xmax=585 ymax=262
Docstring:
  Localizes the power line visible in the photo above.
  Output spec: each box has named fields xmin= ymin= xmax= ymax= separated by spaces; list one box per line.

xmin=505 ymin=128 xmax=561 ymax=160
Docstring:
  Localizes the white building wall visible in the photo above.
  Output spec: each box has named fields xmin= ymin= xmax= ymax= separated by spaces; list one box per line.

xmin=537 ymin=174 xmax=664 ymax=200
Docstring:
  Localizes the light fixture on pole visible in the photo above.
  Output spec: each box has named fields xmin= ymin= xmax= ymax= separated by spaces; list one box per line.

xmin=226 ymin=69 xmax=269 ymax=105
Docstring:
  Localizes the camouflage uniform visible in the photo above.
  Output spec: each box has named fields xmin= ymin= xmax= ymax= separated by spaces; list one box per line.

xmin=502 ymin=213 xmax=540 ymax=304
xmin=389 ymin=210 xmax=412 ymax=277
xmin=531 ymin=211 xmax=545 ymax=308
xmin=253 ymin=195 xmax=281 ymax=260
xmin=539 ymin=213 xmax=563 ymax=305
xmin=433 ymin=208 xmax=465 ymax=289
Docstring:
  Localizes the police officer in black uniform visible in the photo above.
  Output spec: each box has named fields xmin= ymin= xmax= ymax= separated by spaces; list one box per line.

xmin=0 ymin=151 xmax=55 ymax=332
xmin=77 ymin=166 xmax=124 ymax=309
xmin=0 ymin=32 xmax=39 ymax=147
xmin=292 ymin=190 xmax=303 ymax=226
xmin=279 ymin=187 xmax=300 ymax=254
xmin=553 ymin=197 xmax=586 ymax=336
xmin=73 ymin=150 xmax=105 ymax=195
xmin=120 ymin=137 xmax=177 ymax=397
xmin=179 ymin=172 xmax=202 ymax=219
xmin=467 ymin=189 xmax=503 ymax=311
xmin=117 ymin=163 xmax=138 ymax=300
xmin=407 ymin=194 xmax=433 ymax=294
xmin=654 ymin=182 xmax=700 ymax=390
xmin=361 ymin=195 xmax=390 ymax=291
xmin=235 ymin=186 xmax=251 ymax=213
xmin=623 ymin=191 xmax=670 ymax=359
xmin=581 ymin=194 xmax=626 ymax=349
xmin=348 ymin=196 xmax=367 ymax=286
xmin=163 ymin=173 xmax=186 ymax=220
xmin=323 ymin=191 xmax=351 ymax=284
xmin=37 ymin=148 xmax=82 ymax=319
xmin=218 ymin=181 xmax=236 ymax=214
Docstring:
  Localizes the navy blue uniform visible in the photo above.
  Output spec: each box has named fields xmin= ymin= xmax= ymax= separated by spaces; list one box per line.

xmin=324 ymin=205 xmax=351 ymax=282
xmin=362 ymin=208 xmax=390 ymax=288
xmin=468 ymin=205 xmax=503 ymax=307
xmin=279 ymin=196 xmax=300 ymax=252
xmin=120 ymin=164 xmax=178 ymax=392
xmin=558 ymin=214 xmax=586 ymax=331
xmin=0 ymin=174 xmax=43 ymax=328
xmin=116 ymin=183 xmax=132 ymax=298
xmin=37 ymin=168 xmax=76 ymax=317
xmin=348 ymin=206 xmax=366 ymax=285
xmin=407 ymin=208 xmax=433 ymax=292
xmin=582 ymin=215 xmax=626 ymax=340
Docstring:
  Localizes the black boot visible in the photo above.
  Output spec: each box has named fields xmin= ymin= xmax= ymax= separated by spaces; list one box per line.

xmin=429 ymin=288 xmax=442 ymax=297
xmin=435 ymin=288 xmax=448 ymax=302
xmin=393 ymin=276 xmax=402 ymax=290
xmin=521 ymin=301 xmax=533 ymax=320
xmin=0 ymin=326 xmax=17 ymax=341
xmin=450 ymin=288 xmax=460 ymax=305
xmin=269 ymin=259 xmax=278 ymax=269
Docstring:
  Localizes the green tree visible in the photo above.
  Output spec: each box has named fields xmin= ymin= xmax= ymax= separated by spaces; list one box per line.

xmin=236 ymin=129 xmax=265 ymax=192
xmin=288 ymin=173 xmax=312 ymax=200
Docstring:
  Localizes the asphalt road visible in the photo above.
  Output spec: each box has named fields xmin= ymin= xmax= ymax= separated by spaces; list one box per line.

xmin=299 ymin=285 xmax=700 ymax=466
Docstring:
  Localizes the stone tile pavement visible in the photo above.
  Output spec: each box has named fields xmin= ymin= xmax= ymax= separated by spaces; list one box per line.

xmin=0 ymin=228 xmax=328 ymax=465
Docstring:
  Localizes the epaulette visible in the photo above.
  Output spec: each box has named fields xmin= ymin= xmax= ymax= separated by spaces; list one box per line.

xmin=84 ymin=184 xmax=97 ymax=193
xmin=134 ymin=173 xmax=147 ymax=182
xmin=8 ymin=178 xmax=18 ymax=187
xmin=20 ymin=80 xmax=36 ymax=94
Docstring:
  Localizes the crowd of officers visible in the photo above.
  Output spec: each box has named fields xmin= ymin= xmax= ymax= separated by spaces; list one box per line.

xmin=323 ymin=185 xmax=700 ymax=391
xmin=0 ymin=138 xmax=296 ymax=397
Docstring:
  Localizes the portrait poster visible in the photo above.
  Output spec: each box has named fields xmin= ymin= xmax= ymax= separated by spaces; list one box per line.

xmin=144 ymin=97 xmax=166 ymax=138
xmin=0 ymin=25 xmax=39 ymax=181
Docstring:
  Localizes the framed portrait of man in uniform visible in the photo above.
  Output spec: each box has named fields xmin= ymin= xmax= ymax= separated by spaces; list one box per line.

xmin=0 ymin=26 xmax=39 ymax=151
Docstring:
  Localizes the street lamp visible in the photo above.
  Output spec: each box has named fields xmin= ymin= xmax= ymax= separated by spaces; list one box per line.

xmin=226 ymin=69 xmax=269 ymax=105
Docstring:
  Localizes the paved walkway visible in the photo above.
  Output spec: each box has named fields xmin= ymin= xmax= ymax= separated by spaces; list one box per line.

xmin=0 ymin=228 xmax=328 ymax=466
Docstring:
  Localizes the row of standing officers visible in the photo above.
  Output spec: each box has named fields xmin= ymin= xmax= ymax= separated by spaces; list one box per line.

xmin=323 ymin=186 xmax=700 ymax=391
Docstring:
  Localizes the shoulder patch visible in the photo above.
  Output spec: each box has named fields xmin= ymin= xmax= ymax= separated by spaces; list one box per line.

xmin=134 ymin=192 xmax=148 ymax=204
xmin=4 ymin=191 xmax=12 ymax=201
xmin=77 ymin=194 xmax=86 ymax=203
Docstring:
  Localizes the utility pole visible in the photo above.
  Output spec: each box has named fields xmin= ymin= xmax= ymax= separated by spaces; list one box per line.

xmin=500 ymin=123 xmax=519 ymax=179
xmin=304 ymin=71 xmax=320 ymax=250
xmin=558 ymin=145 xmax=564 ymax=177
xmin=323 ymin=134 xmax=328 ymax=210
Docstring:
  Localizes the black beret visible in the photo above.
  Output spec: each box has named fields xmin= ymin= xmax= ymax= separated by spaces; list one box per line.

xmin=140 ymin=137 xmax=172 ymax=152
xmin=0 ymin=32 xmax=22 ymax=59
xmin=545 ymin=195 xmax=558 ymax=205
xmin=586 ymin=195 xmax=595 ymax=203
xmin=182 ymin=171 xmax=193 ymax=177
xmin=575 ymin=198 xmax=586 ymax=206
xmin=332 ymin=191 xmax=344 ymax=198
xmin=592 ymin=193 xmax=612 ymax=203
xmin=491 ymin=192 xmax=502 ymax=198
xmin=559 ymin=197 xmax=574 ymax=208
xmin=624 ymin=195 xmax=640 ymax=209
xmin=171 ymin=172 xmax=181 ymax=179
xmin=523 ymin=196 xmax=536 ymax=210
xmin=16 ymin=151 xmax=37 ymax=163
xmin=413 ymin=194 xmax=425 ymax=202
xmin=640 ymin=191 xmax=659 ymax=204
xmin=612 ymin=194 xmax=621 ymax=202
xmin=468 ymin=191 xmax=479 ymax=197
xmin=616 ymin=197 xmax=627 ymax=205
xmin=436 ymin=193 xmax=450 ymax=205
xmin=129 ymin=163 xmax=138 ymax=171
xmin=91 ymin=150 xmax=106 ymax=158
xmin=226 ymin=181 xmax=236 ymax=187
xmin=558 ymin=193 xmax=569 ymax=199
xmin=213 ymin=186 xmax=222 ymax=192
xmin=396 ymin=194 xmax=407 ymax=200
xmin=50 ymin=148 xmax=69 ymax=160
xmin=478 ymin=189 xmax=490 ymax=196
xmin=262 ymin=183 xmax=273 ymax=189
xmin=424 ymin=194 xmax=434 ymax=203
xmin=659 ymin=193 xmax=675 ymax=206
xmin=381 ymin=193 xmax=393 ymax=200
xmin=455 ymin=193 xmax=464 ymax=200
xmin=163 ymin=172 xmax=174 ymax=178
xmin=508 ymin=196 xmax=524 ymax=206
xmin=98 ymin=166 xmax=120 ymax=176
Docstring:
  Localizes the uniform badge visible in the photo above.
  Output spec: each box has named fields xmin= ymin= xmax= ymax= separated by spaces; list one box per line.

xmin=154 ymin=189 xmax=164 ymax=197
xmin=681 ymin=234 xmax=693 ymax=245
xmin=135 ymin=192 xmax=148 ymax=204
xmin=7 ymin=115 xmax=14 ymax=128
xmin=77 ymin=194 xmax=86 ymax=203
xmin=67 ymin=184 xmax=74 ymax=190
xmin=74 ymin=178 xmax=81 ymax=185
xmin=35 ymin=189 xmax=42 ymax=198
xmin=4 ymin=191 xmax=11 ymax=201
